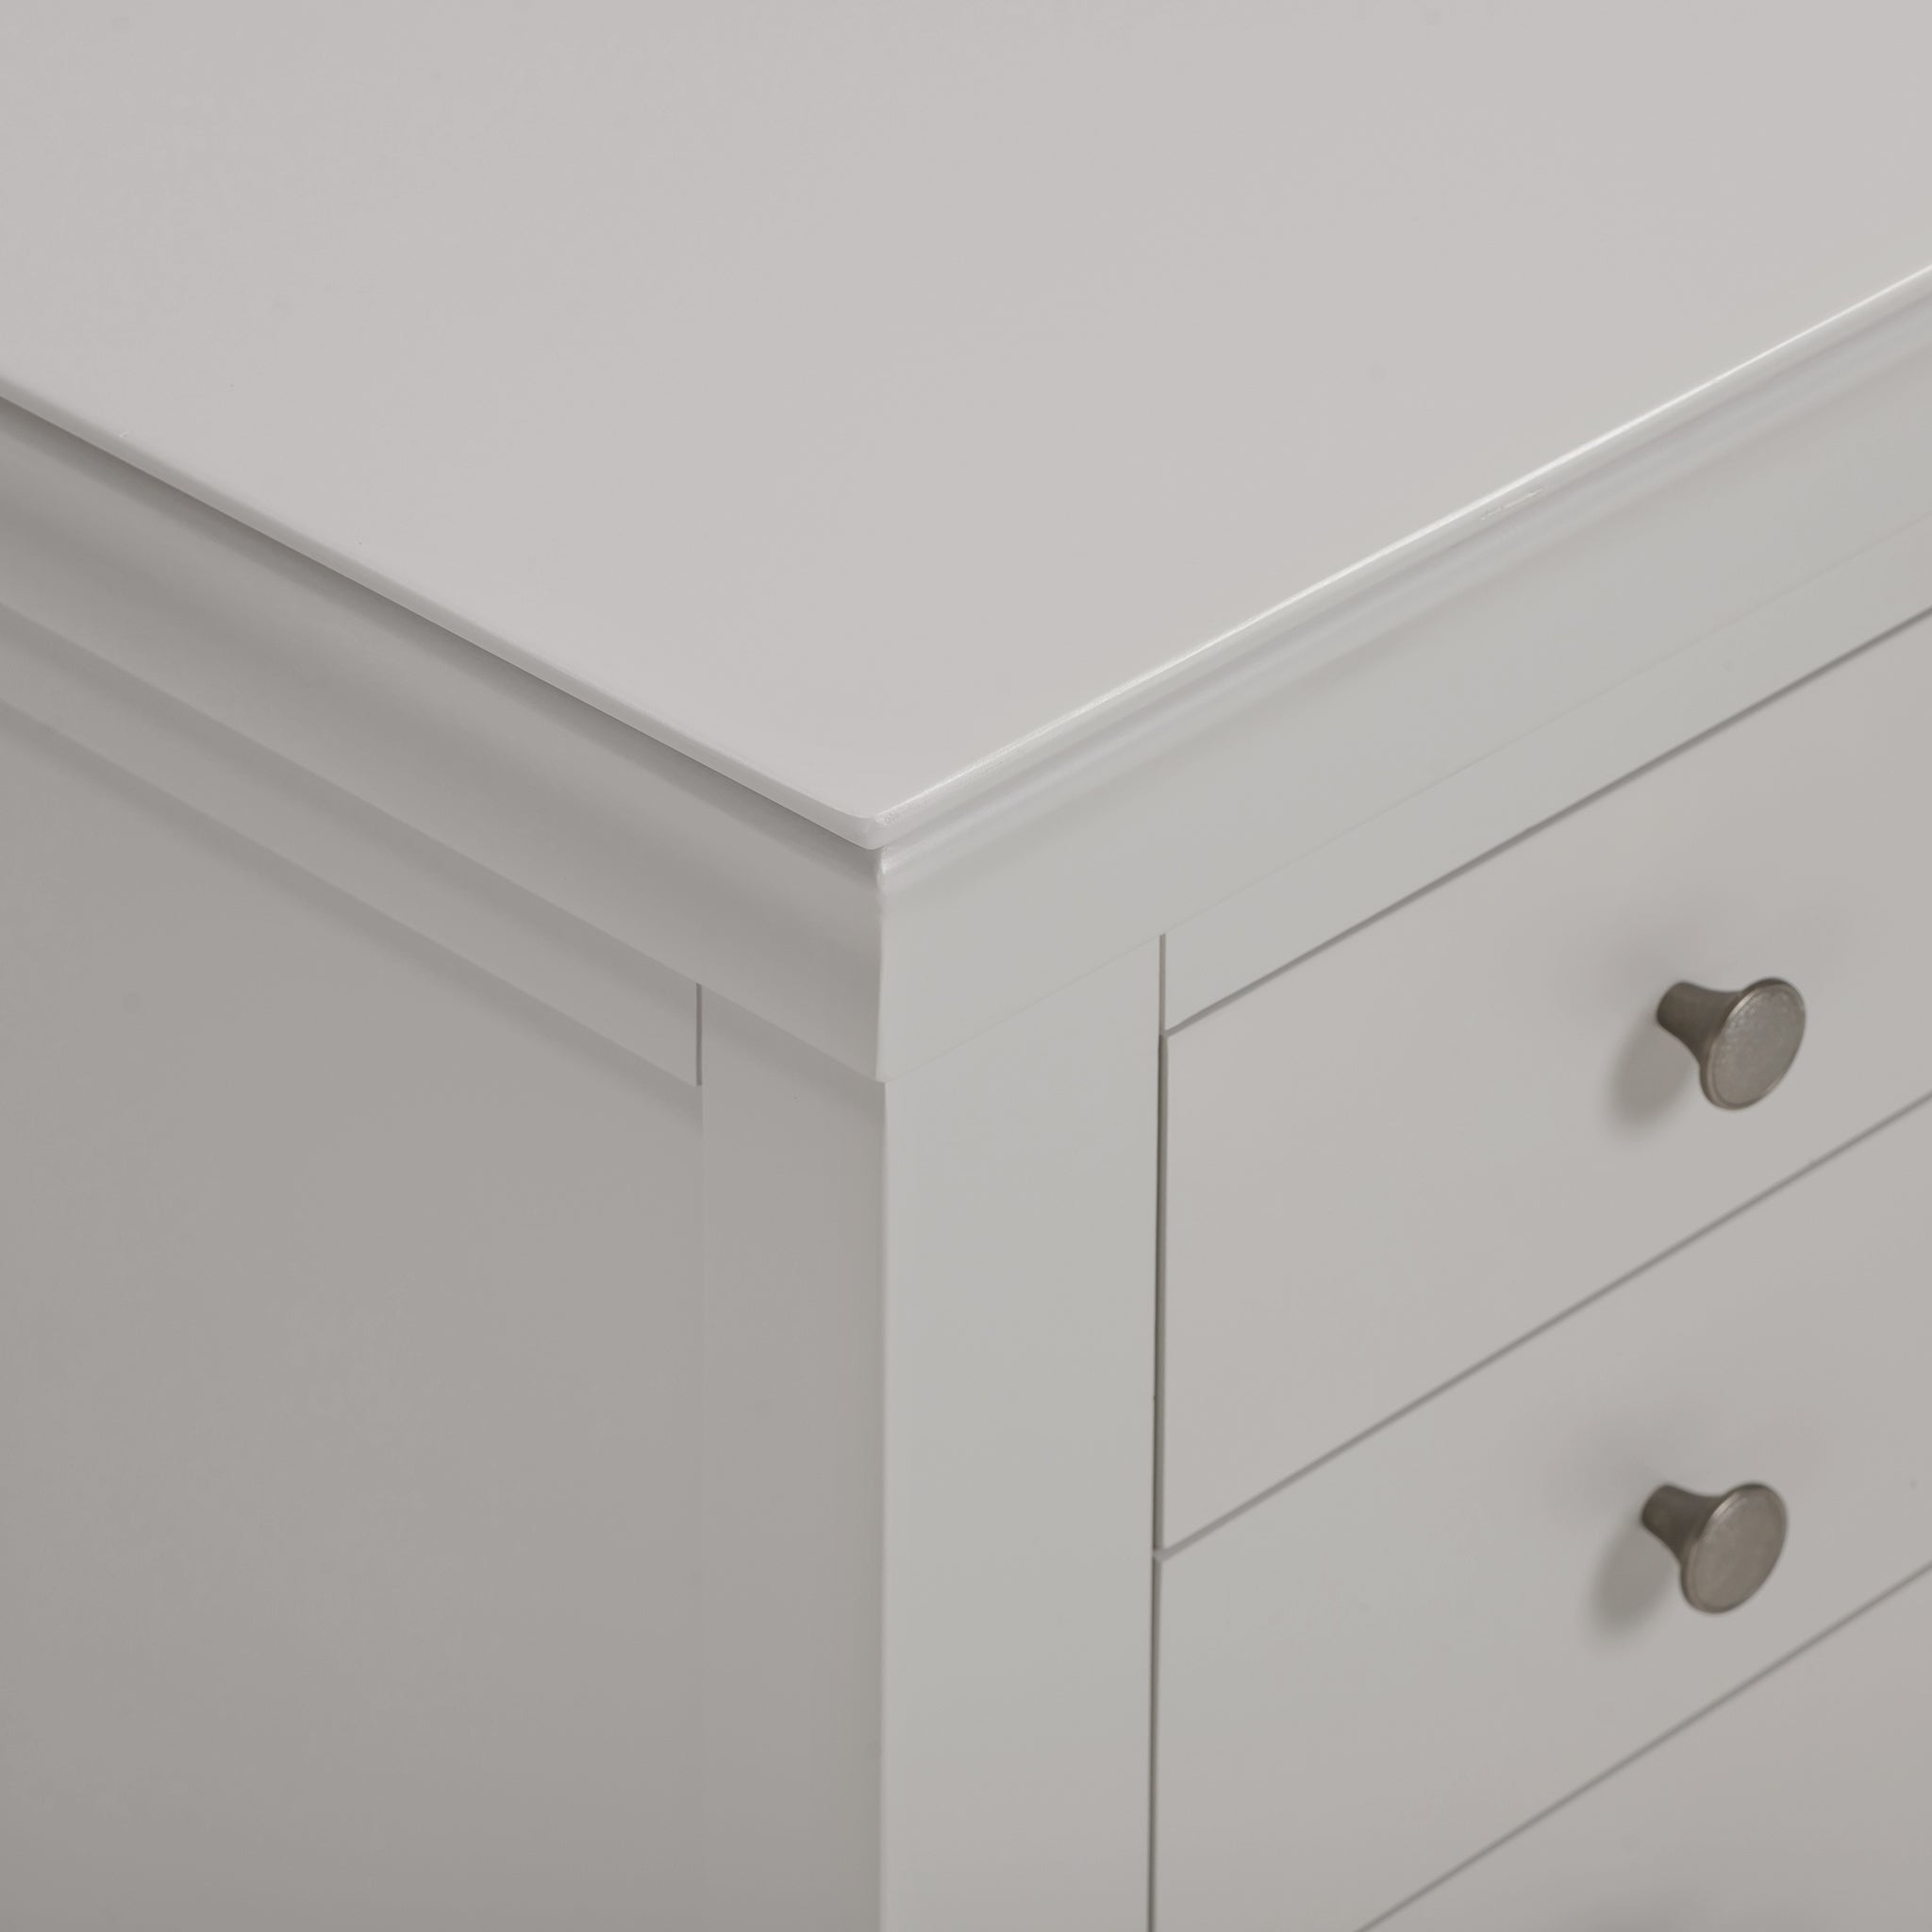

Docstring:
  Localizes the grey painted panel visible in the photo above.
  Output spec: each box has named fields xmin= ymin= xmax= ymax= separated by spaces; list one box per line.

xmin=1 ymin=717 xmax=703 ymax=1929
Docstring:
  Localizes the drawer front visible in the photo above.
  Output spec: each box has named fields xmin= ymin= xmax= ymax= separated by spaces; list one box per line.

xmin=1163 ymin=619 xmax=1932 ymax=1542
xmin=1156 ymin=1091 xmax=1932 ymax=1932
xmin=1381 ymin=1561 xmax=1932 ymax=1931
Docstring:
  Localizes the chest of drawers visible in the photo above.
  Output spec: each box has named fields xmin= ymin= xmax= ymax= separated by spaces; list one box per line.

xmin=7 ymin=9 xmax=1932 ymax=1929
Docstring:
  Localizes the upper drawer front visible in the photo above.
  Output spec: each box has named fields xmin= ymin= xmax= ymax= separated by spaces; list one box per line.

xmin=1156 ymin=1090 xmax=1932 ymax=1932
xmin=1377 ymin=1562 xmax=1932 ymax=1932
xmin=1163 ymin=618 xmax=1932 ymax=1542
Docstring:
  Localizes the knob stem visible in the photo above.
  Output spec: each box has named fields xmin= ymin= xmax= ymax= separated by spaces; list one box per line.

xmin=1656 ymin=983 xmax=1738 ymax=1058
xmin=1641 ymin=1483 xmax=1722 ymax=1557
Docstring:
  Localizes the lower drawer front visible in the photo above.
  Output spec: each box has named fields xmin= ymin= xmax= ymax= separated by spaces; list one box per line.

xmin=1382 ymin=1561 xmax=1932 ymax=1931
xmin=1156 ymin=1091 xmax=1932 ymax=1932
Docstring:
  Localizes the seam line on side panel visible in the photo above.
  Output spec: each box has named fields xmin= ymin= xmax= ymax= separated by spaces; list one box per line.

xmin=1146 ymin=1555 xmax=1162 ymax=1932
xmin=1148 ymin=936 xmax=1170 ymax=1928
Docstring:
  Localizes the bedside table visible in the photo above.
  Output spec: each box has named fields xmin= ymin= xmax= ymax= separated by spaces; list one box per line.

xmin=6 ymin=9 xmax=1932 ymax=1929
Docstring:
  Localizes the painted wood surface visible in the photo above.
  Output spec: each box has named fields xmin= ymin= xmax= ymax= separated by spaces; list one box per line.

xmin=1379 ymin=1562 xmax=1932 ymax=1930
xmin=1157 ymin=1091 xmax=1932 ymax=1932
xmin=4 ymin=7 xmax=1931 ymax=831
xmin=12 ymin=304 xmax=1932 ymax=1082
xmin=702 ymin=948 xmax=1158 ymax=1929
xmin=1163 ymin=619 xmax=1932 ymax=1542
xmin=0 ymin=714 xmax=706 ymax=1927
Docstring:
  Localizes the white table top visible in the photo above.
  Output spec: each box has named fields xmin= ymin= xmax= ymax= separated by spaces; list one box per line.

xmin=4 ymin=4 xmax=1930 ymax=843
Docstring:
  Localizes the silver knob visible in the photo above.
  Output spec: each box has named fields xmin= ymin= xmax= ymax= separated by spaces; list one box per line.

xmin=1656 ymin=978 xmax=1806 ymax=1109
xmin=1641 ymin=1482 xmax=1788 ymax=1613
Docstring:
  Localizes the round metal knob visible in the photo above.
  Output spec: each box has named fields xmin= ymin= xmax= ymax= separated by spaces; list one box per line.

xmin=1656 ymin=978 xmax=1806 ymax=1109
xmin=1641 ymin=1482 xmax=1788 ymax=1613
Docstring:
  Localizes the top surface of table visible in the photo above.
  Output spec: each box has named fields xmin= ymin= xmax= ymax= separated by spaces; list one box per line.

xmin=4 ymin=3 xmax=1929 ymax=842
